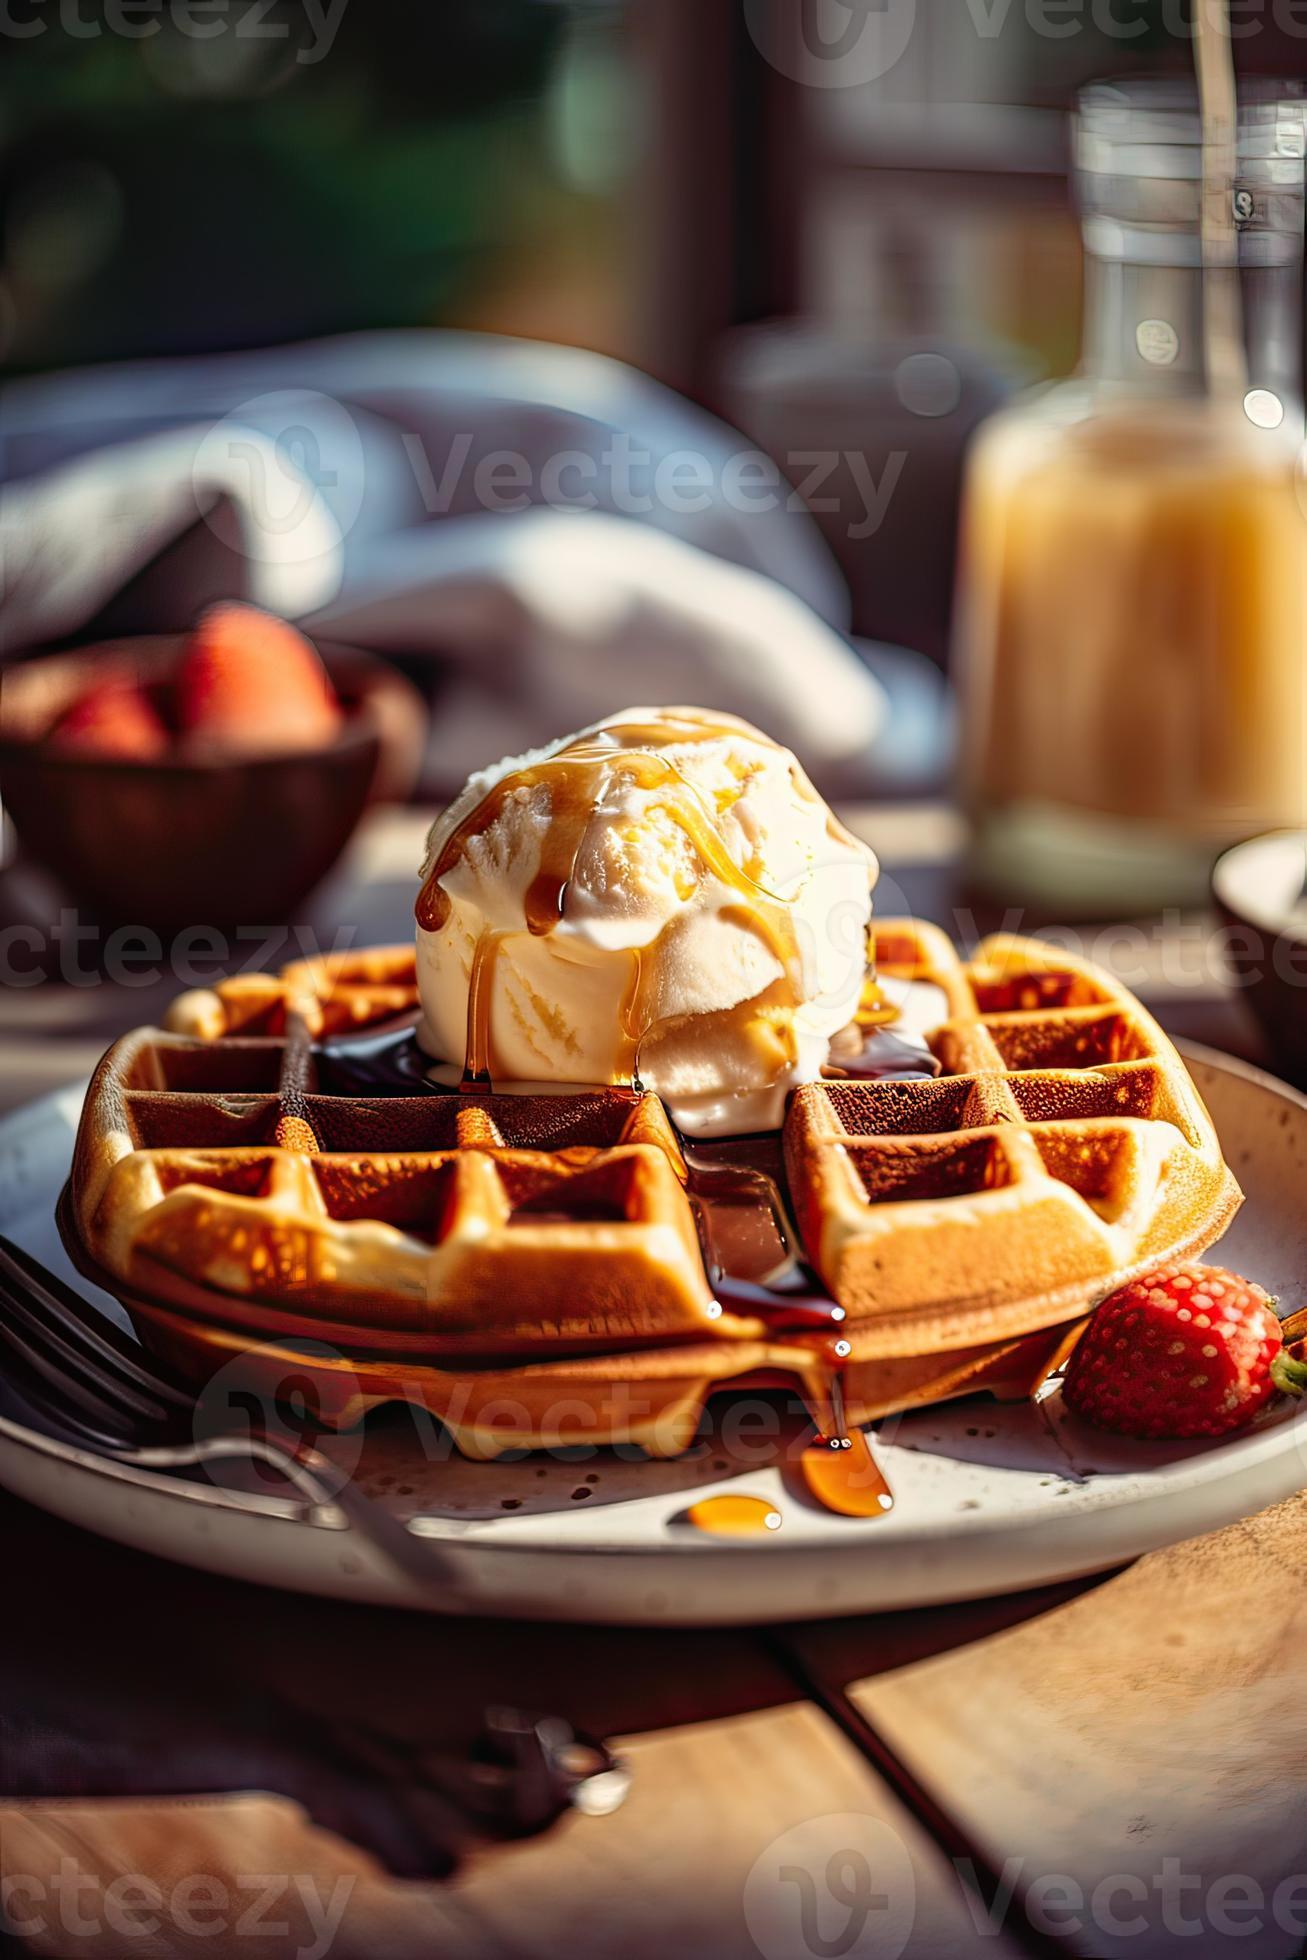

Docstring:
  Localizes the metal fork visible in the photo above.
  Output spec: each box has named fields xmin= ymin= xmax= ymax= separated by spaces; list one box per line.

xmin=0 ymin=1232 xmax=471 ymax=1601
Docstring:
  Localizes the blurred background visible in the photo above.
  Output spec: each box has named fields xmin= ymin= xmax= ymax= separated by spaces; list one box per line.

xmin=5 ymin=0 xmax=1305 ymax=665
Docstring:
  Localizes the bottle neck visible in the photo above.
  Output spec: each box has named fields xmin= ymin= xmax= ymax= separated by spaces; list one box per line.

xmin=1079 ymin=251 xmax=1303 ymax=401
xmin=1079 ymin=256 xmax=1204 ymax=390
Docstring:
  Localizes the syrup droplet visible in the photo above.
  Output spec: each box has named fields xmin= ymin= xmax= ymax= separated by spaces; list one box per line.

xmin=799 ymin=1429 xmax=895 ymax=1519
xmin=798 ymin=1367 xmax=895 ymax=1519
xmin=857 ymin=974 xmax=901 ymax=1028
xmin=684 ymin=1494 xmax=782 ymax=1537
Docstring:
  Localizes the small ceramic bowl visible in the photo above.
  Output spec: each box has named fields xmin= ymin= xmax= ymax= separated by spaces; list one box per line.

xmin=1212 ymin=830 xmax=1307 ymax=1085
xmin=0 ymin=637 xmax=426 ymax=932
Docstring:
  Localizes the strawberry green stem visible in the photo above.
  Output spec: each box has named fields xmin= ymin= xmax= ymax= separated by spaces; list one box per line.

xmin=1270 ymin=1349 xmax=1307 ymax=1398
xmin=1278 ymin=1307 xmax=1307 ymax=1345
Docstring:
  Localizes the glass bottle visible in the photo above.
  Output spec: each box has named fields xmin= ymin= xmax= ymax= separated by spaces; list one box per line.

xmin=956 ymin=79 xmax=1307 ymax=914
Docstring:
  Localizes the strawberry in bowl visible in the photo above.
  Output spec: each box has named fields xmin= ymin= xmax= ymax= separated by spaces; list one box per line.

xmin=49 ymin=605 xmax=345 ymax=762
xmin=1 ymin=605 xmax=424 ymax=932
xmin=174 ymin=604 xmax=344 ymax=756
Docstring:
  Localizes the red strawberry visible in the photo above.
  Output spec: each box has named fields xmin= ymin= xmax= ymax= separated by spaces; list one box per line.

xmin=1063 ymin=1264 xmax=1307 ymax=1440
xmin=49 ymin=681 xmax=169 ymax=760
xmin=176 ymin=603 xmax=343 ymax=755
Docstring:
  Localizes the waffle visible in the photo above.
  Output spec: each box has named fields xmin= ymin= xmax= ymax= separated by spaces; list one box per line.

xmin=64 ymin=924 xmax=1240 ymax=1456
xmin=165 ymin=945 xmax=420 ymax=1042
xmin=71 ymin=1038 xmax=721 ymax=1348
xmin=787 ymin=924 xmax=1242 ymax=1348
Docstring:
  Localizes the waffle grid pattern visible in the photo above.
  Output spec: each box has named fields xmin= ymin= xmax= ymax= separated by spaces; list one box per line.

xmin=786 ymin=924 xmax=1238 ymax=1336
xmin=75 ymin=1029 xmax=718 ymax=1346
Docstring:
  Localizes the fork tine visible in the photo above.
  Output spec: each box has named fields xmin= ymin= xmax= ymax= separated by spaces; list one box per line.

xmin=0 ymin=1276 xmax=173 ymax=1427
xmin=0 ymin=1233 xmax=191 ymax=1410
xmin=0 ymin=1307 xmax=147 ymax=1439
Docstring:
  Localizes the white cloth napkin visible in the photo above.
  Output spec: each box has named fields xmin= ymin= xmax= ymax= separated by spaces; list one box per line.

xmin=0 ymin=332 xmax=885 ymax=787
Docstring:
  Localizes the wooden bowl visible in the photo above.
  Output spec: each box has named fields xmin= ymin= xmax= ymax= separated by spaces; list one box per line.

xmin=1212 ymin=830 xmax=1307 ymax=1086
xmin=0 ymin=637 xmax=426 ymax=932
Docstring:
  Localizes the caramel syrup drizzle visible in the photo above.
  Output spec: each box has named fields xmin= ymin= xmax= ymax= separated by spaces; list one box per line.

xmin=799 ymin=1364 xmax=895 ymax=1519
xmin=463 ymin=929 xmax=502 ymax=1086
xmin=684 ymin=1357 xmax=894 ymax=1534
xmin=856 ymin=971 xmax=900 ymax=1030
xmin=415 ymin=715 xmax=808 ymax=1090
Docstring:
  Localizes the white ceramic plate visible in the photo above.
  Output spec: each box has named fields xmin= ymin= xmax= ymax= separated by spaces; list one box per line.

xmin=1 ymin=1045 xmax=1304 ymax=1625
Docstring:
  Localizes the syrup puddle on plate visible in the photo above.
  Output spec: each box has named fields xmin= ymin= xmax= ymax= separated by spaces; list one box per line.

xmin=684 ymin=1494 xmax=783 ymax=1537
xmin=681 ymin=1374 xmax=895 ymax=1536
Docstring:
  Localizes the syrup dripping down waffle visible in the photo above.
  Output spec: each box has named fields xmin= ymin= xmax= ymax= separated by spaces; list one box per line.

xmin=65 ymin=925 xmax=1241 ymax=1456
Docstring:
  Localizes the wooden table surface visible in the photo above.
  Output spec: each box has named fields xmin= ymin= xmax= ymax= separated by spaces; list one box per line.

xmin=1 ymin=807 xmax=1302 ymax=1960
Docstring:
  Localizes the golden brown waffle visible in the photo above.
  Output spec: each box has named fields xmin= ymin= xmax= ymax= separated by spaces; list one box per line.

xmin=165 ymin=945 xmax=420 ymax=1041
xmin=71 ymin=1035 xmax=720 ymax=1348
xmin=787 ymin=924 xmax=1241 ymax=1347
xmin=64 ymin=924 xmax=1240 ymax=1456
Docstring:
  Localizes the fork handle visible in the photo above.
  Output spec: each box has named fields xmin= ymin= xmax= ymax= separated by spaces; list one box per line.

xmin=110 ymin=1432 xmax=472 ymax=1601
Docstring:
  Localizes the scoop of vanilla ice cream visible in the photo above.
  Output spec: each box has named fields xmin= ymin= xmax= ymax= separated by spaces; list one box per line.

xmin=415 ymin=707 xmax=877 ymax=1135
